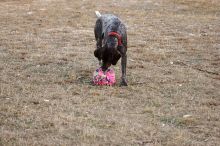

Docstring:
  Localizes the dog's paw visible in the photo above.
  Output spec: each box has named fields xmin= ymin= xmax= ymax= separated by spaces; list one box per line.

xmin=120 ymin=80 xmax=128 ymax=86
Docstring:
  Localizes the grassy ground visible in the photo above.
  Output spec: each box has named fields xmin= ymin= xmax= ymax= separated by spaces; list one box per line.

xmin=0 ymin=0 xmax=219 ymax=145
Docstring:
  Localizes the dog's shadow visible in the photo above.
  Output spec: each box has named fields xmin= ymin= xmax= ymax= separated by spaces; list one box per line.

xmin=75 ymin=69 xmax=93 ymax=85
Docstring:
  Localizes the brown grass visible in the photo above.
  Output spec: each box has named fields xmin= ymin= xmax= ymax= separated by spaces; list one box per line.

xmin=0 ymin=0 xmax=220 ymax=145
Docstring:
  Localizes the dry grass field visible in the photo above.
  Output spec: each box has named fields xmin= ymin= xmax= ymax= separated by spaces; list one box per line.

xmin=0 ymin=0 xmax=220 ymax=145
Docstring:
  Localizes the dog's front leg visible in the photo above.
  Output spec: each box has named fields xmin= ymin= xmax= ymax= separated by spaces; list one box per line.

xmin=120 ymin=54 xmax=128 ymax=86
xmin=118 ymin=45 xmax=128 ymax=86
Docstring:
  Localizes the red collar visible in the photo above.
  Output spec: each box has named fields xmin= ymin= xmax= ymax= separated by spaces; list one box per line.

xmin=108 ymin=32 xmax=122 ymax=46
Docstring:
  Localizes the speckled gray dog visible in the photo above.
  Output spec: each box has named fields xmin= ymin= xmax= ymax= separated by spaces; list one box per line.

xmin=94 ymin=11 xmax=128 ymax=86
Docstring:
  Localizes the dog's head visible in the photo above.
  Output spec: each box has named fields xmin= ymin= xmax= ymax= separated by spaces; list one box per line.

xmin=100 ymin=35 xmax=121 ymax=70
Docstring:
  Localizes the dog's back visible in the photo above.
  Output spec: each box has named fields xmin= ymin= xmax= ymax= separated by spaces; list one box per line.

xmin=95 ymin=12 xmax=124 ymax=36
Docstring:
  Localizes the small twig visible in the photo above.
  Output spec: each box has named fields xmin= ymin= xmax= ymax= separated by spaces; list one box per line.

xmin=193 ymin=67 xmax=219 ymax=75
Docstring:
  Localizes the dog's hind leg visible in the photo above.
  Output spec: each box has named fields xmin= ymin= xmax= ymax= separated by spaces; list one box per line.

xmin=118 ymin=46 xmax=128 ymax=86
xmin=94 ymin=18 xmax=103 ymax=64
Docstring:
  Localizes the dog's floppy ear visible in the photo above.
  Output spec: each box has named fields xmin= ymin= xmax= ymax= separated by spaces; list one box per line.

xmin=117 ymin=45 xmax=126 ymax=55
xmin=112 ymin=52 xmax=121 ymax=65
xmin=94 ymin=49 xmax=101 ymax=60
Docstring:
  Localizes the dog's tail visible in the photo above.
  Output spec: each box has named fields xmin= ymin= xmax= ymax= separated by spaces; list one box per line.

xmin=95 ymin=11 xmax=101 ymax=18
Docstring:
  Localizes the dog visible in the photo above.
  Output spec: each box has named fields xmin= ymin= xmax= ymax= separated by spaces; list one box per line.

xmin=94 ymin=11 xmax=128 ymax=86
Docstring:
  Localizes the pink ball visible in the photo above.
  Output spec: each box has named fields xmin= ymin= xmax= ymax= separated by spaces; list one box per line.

xmin=93 ymin=67 xmax=116 ymax=86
